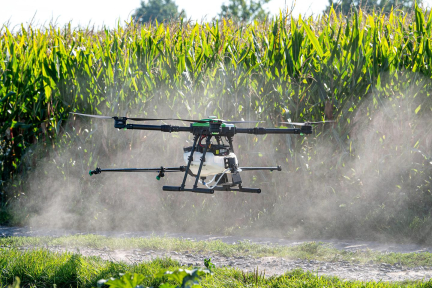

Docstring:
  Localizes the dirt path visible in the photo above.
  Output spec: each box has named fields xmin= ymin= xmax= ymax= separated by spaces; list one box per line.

xmin=49 ymin=247 xmax=432 ymax=282
xmin=2 ymin=226 xmax=432 ymax=282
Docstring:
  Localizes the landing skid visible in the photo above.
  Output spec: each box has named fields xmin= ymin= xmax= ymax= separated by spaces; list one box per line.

xmin=162 ymin=185 xmax=262 ymax=194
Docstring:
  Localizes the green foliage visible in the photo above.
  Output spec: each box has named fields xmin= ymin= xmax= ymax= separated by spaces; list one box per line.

xmin=104 ymin=273 xmax=146 ymax=287
xmin=0 ymin=206 xmax=12 ymax=225
xmin=0 ymin=248 xmax=179 ymax=288
xmin=101 ymin=260 xmax=210 ymax=288
xmin=133 ymin=0 xmax=186 ymax=23
xmin=324 ymin=0 xmax=423 ymax=15
xmin=156 ymin=268 xmax=209 ymax=288
xmin=3 ymin=248 xmax=432 ymax=288
xmin=204 ymin=258 xmax=215 ymax=272
xmin=237 ymin=267 xmax=266 ymax=286
xmin=219 ymin=0 xmax=271 ymax=21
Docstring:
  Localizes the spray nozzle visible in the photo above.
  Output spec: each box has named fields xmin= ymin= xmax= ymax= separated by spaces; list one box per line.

xmin=156 ymin=167 xmax=165 ymax=180
xmin=89 ymin=167 xmax=102 ymax=176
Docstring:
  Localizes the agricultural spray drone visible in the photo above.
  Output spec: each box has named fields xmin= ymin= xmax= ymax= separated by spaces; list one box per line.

xmin=71 ymin=112 xmax=327 ymax=194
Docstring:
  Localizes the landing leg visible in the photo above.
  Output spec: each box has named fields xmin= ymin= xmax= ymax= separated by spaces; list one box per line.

xmin=213 ymin=186 xmax=261 ymax=193
xmin=180 ymin=134 xmax=199 ymax=190
xmin=163 ymin=134 xmax=214 ymax=194
xmin=192 ymin=135 xmax=214 ymax=193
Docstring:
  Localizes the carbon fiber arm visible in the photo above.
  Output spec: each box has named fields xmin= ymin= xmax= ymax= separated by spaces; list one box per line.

xmin=235 ymin=126 xmax=311 ymax=134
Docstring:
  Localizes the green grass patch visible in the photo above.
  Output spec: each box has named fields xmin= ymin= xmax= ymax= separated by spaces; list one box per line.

xmin=2 ymin=235 xmax=432 ymax=268
xmin=0 ymin=248 xmax=178 ymax=287
xmin=1 ymin=248 xmax=432 ymax=288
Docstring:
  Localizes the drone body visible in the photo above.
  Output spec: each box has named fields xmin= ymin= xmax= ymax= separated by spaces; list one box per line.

xmin=72 ymin=113 xmax=317 ymax=194
xmin=182 ymin=120 xmax=237 ymax=177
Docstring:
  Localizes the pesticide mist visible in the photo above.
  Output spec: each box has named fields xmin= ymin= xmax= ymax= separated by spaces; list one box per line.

xmin=2 ymin=8 xmax=432 ymax=244
xmin=8 ymin=71 xmax=431 ymax=244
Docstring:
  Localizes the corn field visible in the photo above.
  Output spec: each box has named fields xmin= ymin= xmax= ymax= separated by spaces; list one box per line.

xmin=0 ymin=5 xmax=431 ymax=241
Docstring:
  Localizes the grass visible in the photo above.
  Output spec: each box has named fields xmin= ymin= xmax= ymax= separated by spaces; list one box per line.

xmin=0 ymin=248 xmax=178 ymax=288
xmin=1 ymin=247 xmax=432 ymax=288
xmin=1 ymin=235 xmax=432 ymax=269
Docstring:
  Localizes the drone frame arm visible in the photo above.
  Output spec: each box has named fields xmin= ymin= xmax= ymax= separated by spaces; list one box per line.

xmin=125 ymin=124 xmax=192 ymax=133
xmin=89 ymin=166 xmax=186 ymax=176
xmin=239 ymin=166 xmax=282 ymax=172
xmin=234 ymin=126 xmax=311 ymax=135
xmin=113 ymin=118 xmax=192 ymax=133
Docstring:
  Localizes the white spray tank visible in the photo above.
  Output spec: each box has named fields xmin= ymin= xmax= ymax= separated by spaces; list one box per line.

xmin=183 ymin=122 xmax=238 ymax=177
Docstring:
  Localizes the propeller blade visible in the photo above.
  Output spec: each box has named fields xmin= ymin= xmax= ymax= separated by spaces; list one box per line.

xmin=70 ymin=112 xmax=262 ymax=124
xmin=128 ymin=117 xmax=179 ymax=121
xmin=307 ymin=120 xmax=336 ymax=124
xmin=280 ymin=122 xmax=308 ymax=126
xmin=128 ymin=117 xmax=207 ymax=123
xmin=70 ymin=113 xmax=206 ymax=123
xmin=224 ymin=121 xmax=264 ymax=124
xmin=173 ymin=118 xmax=208 ymax=123
xmin=280 ymin=121 xmax=335 ymax=126
xmin=70 ymin=112 xmax=114 ymax=119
